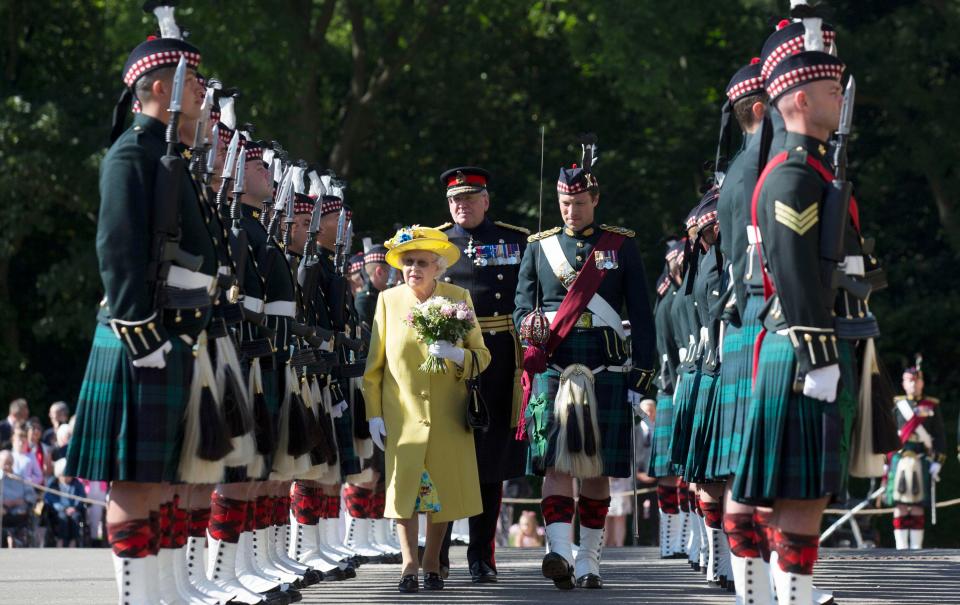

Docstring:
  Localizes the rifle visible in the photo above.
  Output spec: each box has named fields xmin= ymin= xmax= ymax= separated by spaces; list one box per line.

xmin=227 ymin=148 xmax=250 ymax=295
xmin=820 ymin=76 xmax=855 ymax=293
xmin=215 ymin=130 xmax=240 ymax=212
xmin=189 ymin=87 xmax=214 ymax=181
xmin=149 ymin=55 xmax=203 ymax=308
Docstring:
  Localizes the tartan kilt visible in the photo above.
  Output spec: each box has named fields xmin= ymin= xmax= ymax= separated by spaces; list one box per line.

xmin=667 ymin=366 xmax=702 ymax=475
xmin=731 ymin=333 xmax=857 ymax=504
xmin=524 ymin=328 xmax=632 ymax=478
xmin=65 ymin=323 xmax=192 ymax=483
xmin=648 ymin=391 xmax=678 ymax=477
xmin=682 ymin=372 xmax=718 ymax=483
xmin=705 ymin=294 xmax=764 ymax=479
xmin=883 ymin=444 xmax=932 ymax=506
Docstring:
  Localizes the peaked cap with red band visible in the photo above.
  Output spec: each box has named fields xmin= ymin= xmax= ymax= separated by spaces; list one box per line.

xmin=440 ymin=166 xmax=490 ymax=197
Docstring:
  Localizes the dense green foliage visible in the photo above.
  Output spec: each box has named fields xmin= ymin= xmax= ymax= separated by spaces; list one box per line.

xmin=1 ymin=1 xmax=958 ymax=545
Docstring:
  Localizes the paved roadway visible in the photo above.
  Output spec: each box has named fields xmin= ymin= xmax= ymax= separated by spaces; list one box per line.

xmin=1 ymin=546 xmax=959 ymax=604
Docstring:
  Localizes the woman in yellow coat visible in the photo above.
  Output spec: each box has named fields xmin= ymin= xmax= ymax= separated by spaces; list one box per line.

xmin=362 ymin=226 xmax=490 ymax=593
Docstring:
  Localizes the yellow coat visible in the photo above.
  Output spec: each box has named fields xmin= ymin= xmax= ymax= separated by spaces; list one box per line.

xmin=362 ymin=281 xmax=490 ymax=522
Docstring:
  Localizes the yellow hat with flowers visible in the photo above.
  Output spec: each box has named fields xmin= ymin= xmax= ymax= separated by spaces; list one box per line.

xmin=384 ymin=225 xmax=461 ymax=270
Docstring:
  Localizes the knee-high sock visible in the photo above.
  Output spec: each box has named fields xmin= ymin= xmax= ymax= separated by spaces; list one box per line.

xmin=208 ymin=493 xmax=247 ymax=544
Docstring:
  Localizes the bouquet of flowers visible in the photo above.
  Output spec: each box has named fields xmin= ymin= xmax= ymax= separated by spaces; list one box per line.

xmin=404 ymin=296 xmax=476 ymax=373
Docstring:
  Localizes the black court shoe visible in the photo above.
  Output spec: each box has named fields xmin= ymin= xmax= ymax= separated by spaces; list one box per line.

xmin=398 ymin=574 xmax=419 ymax=593
xmin=541 ymin=552 xmax=575 ymax=590
xmin=423 ymin=572 xmax=444 ymax=590
xmin=576 ymin=573 xmax=603 ymax=589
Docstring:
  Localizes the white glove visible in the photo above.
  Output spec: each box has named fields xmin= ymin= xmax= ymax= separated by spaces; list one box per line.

xmin=427 ymin=340 xmax=465 ymax=366
xmin=331 ymin=399 xmax=348 ymax=419
xmin=802 ymin=364 xmax=841 ymax=402
xmin=132 ymin=341 xmax=173 ymax=369
xmin=368 ymin=417 xmax=386 ymax=451
xmin=929 ymin=461 xmax=942 ymax=481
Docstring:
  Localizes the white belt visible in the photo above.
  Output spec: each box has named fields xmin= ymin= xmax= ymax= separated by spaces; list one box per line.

xmin=746 ymin=225 xmax=763 ymax=244
xmin=550 ymin=363 xmax=630 ymax=374
xmin=242 ymin=296 xmax=265 ymax=314
xmin=544 ymin=311 xmax=612 ymax=328
xmin=840 ymin=255 xmax=865 ymax=277
xmin=264 ymin=300 xmax=297 ymax=318
xmin=167 ymin=265 xmax=216 ymax=293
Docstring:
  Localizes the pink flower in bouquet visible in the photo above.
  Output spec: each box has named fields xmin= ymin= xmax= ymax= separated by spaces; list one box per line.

xmin=441 ymin=305 xmax=456 ymax=318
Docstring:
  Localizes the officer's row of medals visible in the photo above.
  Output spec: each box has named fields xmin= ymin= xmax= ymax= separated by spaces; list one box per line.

xmin=462 ymin=237 xmax=620 ymax=270
xmin=464 ymin=237 xmax=522 ymax=267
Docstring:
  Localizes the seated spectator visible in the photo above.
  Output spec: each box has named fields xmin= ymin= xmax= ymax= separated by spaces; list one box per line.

xmin=0 ymin=398 xmax=29 ymax=450
xmin=509 ymin=510 xmax=545 ymax=548
xmin=1 ymin=449 xmax=38 ymax=547
xmin=51 ymin=423 xmax=73 ymax=462
xmin=10 ymin=425 xmax=43 ymax=487
xmin=42 ymin=401 xmax=70 ymax=448
xmin=45 ymin=459 xmax=87 ymax=547
xmin=26 ymin=418 xmax=53 ymax=479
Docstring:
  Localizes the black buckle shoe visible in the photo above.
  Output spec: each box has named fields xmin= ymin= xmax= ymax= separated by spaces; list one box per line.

xmin=470 ymin=560 xmax=498 ymax=583
xmin=398 ymin=574 xmax=419 ymax=593
xmin=541 ymin=552 xmax=575 ymax=590
xmin=575 ymin=573 xmax=603 ymax=589
xmin=423 ymin=571 xmax=444 ymax=590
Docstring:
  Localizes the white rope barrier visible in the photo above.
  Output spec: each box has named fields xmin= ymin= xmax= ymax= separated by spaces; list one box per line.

xmin=0 ymin=470 xmax=107 ymax=506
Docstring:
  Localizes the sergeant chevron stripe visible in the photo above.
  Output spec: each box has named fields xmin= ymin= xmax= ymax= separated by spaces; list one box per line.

xmin=774 ymin=201 xmax=818 ymax=235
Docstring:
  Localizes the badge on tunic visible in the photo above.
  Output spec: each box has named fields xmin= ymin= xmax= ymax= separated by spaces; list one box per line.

xmin=593 ymin=249 xmax=619 ymax=270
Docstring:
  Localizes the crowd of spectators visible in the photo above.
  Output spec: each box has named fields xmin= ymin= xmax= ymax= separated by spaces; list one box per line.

xmin=1 ymin=398 xmax=106 ymax=548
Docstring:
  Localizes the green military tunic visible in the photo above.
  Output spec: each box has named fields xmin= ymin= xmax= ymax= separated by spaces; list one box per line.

xmin=683 ymin=245 xmax=725 ymax=482
xmin=67 ymin=113 xmax=219 ymax=483
xmin=648 ymin=273 xmax=680 ymax=478
xmin=712 ymin=131 xmax=766 ymax=479
xmin=513 ymin=223 xmax=655 ymax=478
xmin=732 ymin=132 xmax=857 ymax=504
xmin=317 ymin=248 xmax=362 ymax=478
xmin=667 ymin=251 xmax=703 ymax=472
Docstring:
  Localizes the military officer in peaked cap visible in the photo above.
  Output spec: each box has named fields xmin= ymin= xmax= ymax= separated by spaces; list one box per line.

xmin=434 ymin=166 xmax=530 ymax=583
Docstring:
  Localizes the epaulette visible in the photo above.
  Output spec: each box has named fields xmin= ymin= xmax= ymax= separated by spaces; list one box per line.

xmin=435 ymin=222 xmax=454 ymax=231
xmin=925 ymin=396 xmax=940 ymax=405
xmin=494 ymin=220 xmax=530 ymax=235
xmin=527 ymin=226 xmax=561 ymax=243
xmin=599 ymin=224 xmax=635 ymax=237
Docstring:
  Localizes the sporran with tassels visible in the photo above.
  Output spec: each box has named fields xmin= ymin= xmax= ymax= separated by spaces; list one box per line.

xmin=178 ymin=331 xmax=232 ymax=483
xmin=553 ymin=363 xmax=603 ymax=479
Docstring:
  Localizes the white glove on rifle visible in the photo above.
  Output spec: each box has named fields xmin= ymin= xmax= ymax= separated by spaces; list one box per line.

xmin=428 ymin=340 xmax=465 ymax=366
xmin=929 ymin=461 xmax=942 ymax=481
xmin=802 ymin=364 xmax=840 ymax=402
xmin=368 ymin=417 xmax=387 ymax=451
xmin=132 ymin=341 xmax=173 ymax=369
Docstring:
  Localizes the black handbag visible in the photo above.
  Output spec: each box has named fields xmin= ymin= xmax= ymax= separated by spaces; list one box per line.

xmin=465 ymin=350 xmax=490 ymax=432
